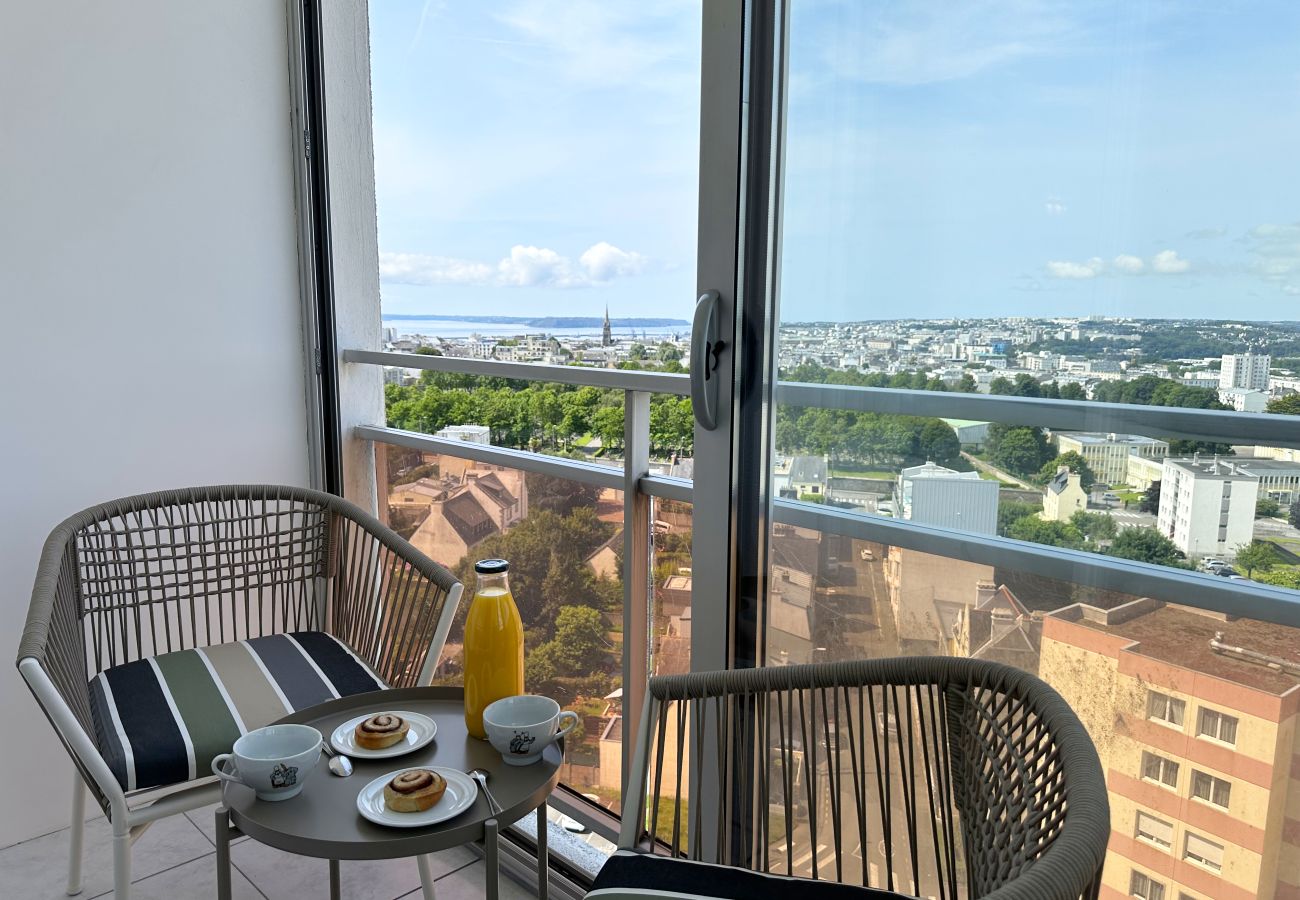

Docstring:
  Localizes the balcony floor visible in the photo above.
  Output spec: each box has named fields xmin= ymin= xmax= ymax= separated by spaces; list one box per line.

xmin=1 ymin=805 xmax=534 ymax=899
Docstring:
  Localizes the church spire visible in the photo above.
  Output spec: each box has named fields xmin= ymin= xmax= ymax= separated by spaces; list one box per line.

xmin=602 ymin=305 xmax=613 ymax=347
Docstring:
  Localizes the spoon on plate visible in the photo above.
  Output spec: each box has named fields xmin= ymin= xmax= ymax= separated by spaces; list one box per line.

xmin=468 ymin=768 xmax=502 ymax=814
xmin=322 ymin=742 xmax=353 ymax=777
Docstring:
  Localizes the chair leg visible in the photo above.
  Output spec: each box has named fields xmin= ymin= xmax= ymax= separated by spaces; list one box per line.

xmin=417 ymin=854 xmax=437 ymax=899
xmin=112 ymin=826 xmax=131 ymax=900
xmin=66 ymin=775 xmax=86 ymax=895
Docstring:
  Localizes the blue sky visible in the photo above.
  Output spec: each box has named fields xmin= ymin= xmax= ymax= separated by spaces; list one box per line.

xmin=370 ymin=1 xmax=1300 ymax=322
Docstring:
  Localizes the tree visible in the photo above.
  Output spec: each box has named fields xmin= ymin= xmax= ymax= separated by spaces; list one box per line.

xmin=989 ymin=376 xmax=1014 ymax=395
xmin=1058 ymin=383 xmax=1087 ymax=401
xmin=1070 ymin=510 xmax=1118 ymax=543
xmin=955 ymin=373 xmax=978 ymax=393
xmin=917 ymin=420 xmax=961 ymax=466
xmin=1233 ymin=541 xmax=1277 ymax=578
xmin=1138 ymin=480 xmax=1162 ymax=514
xmin=1266 ymin=395 xmax=1300 ymax=416
xmin=997 ymin=501 xmax=1042 ymax=537
xmin=1256 ymin=498 xmax=1281 ymax=519
xmin=1038 ymin=451 xmax=1096 ymax=490
xmin=1291 ymin=502 xmax=1300 ymax=529
xmin=987 ymin=426 xmax=1051 ymax=478
xmin=591 ymin=405 xmax=624 ymax=451
xmin=1007 ymin=516 xmax=1084 ymax=549
xmin=1106 ymin=527 xmax=1186 ymax=567
xmin=525 ymin=605 xmax=609 ymax=686
xmin=1011 ymin=373 xmax=1042 ymax=397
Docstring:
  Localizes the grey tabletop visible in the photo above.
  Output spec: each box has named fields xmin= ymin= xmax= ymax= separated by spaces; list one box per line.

xmin=220 ymin=686 xmax=562 ymax=860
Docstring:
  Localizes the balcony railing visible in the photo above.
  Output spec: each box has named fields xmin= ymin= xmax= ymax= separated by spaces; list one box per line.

xmin=343 ymin=347 xmax=1300 ymax=867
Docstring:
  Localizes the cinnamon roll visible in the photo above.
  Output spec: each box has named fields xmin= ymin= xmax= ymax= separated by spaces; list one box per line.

xmin=354 ymin=713 xmax=410 ymax=750
xmin=383 ymin=768 xmax=446 ymax=812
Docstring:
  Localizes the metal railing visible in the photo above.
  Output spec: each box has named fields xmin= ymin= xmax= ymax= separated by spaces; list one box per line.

xmin=343 ymin=348 xmax=1300 ymax=822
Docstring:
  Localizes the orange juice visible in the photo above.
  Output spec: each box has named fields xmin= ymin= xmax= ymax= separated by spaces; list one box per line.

xmin=463 ymin=559 xmax=524 ymax=739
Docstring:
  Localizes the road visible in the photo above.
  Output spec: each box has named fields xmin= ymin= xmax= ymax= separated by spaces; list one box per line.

xmin=960 ymin=451 xmax=1039 ymax=491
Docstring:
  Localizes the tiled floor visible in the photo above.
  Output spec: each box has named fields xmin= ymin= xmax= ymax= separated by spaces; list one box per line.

xmin=0 ymin=807 xmax=535 ymax=899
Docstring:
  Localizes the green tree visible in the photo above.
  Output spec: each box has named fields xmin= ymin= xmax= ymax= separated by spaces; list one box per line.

xmin=1058 ymin=383 xmax=1087 ymax=401
xmin=1233 ymin=541 xmax=1277 ymax=579
xmin=1011 ymin=373 xmax=1042 ymax=397
xmin=1291 ymin=502 xmax=1300 ymax=529
xmin=1256 ymin=498 xmax=1281 ymax=519
xmin=917 ymin=420 xmax=961 ymax=466
xmin=955 ymin=373 xmax=978 ymax=393
xmin=1138 ymin=480 xmax=1162 ymax=514
xmin=1007 ymin=516 xmax=1084 ymax=549
xmin=591 ymin=404 xmax=625 ymax=451
xmin=657 ymin=342 xmax=682 ymax=363
xmin=987 ymin=426 xmax=1051 ymax=478
xmin=1106 ymin=527 xmax=1186 ymax=567
xmin=989 ymin=376 xmax=1014 ymax=395
xmin=1038 ymin=451 xmax=1096 ymax=490
xmin=1070 ymin=510 xmax=1118 ymax=543
xmin=997 ymin=501 xmax=1043 ymax=536
xmin=1266 ymin=395 xmax=1300 ymax=415
xmin=1254 ymin=568 xmax=1300 ymax=590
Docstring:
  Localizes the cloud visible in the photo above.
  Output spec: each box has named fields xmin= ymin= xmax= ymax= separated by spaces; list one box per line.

xmin=1113 ymin=254 xmax=1145 ymax=274
xmin=1245 ymin=222 xmax=1300 ymax=292
xmin=380 ymin=242 xmax=647 ymax=289
xmin=1184 ymin=226 xmax=1228 ymax=240
xmin=1046 ymin=250 xmax=1191 ymax=279
xmin=1044 ymin=198 xmax=1067 ymax=216
xmin=1046 ymin=258 xmax=1103 ymax=279
xmin=1151 ymin=250 xmax=1191 ymax=274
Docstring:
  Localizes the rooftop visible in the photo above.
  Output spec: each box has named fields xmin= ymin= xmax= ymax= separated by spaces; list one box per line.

xmin=788 ymin=455 xmax=827 ymax=485
xmin=1057 ymin=432 xmax=1167 ymax=445
xmin=1164 ymin=456 xmax=1260 ymax=480
xmin=1058 ymin=600 xmax=1300 ymax=695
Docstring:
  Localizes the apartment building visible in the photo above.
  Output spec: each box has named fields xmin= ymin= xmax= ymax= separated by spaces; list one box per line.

xmin=1157 ymin=457 xmax=1259 ymax=559
xmin=1219 ymin=388 xmax=1269 ymax=413
xmin=1041 ymin=599 xmax=1300 ymax=900
xmin=1129 ymin=454 xmax=1167 ymax=492
xmin=1221 ymin=354 xmax=1272 ymax=392
xmin=1043 ymin=466 xmax=1088 ymax=521
xmin=1055 ymin=432 xmax=1171 ymax=486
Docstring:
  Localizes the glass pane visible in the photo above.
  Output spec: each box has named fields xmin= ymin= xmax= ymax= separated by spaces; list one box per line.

xmin=376 ymin=441 xmax=626 ymax=809
xmin=368 ymin=2 xmax=702 ymax=453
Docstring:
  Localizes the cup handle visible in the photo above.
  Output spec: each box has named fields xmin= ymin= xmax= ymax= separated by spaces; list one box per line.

xmin=211 ymin=754 xmax=241 ymax=787
xmin=554 ymin=711 xmax=579 ymax=742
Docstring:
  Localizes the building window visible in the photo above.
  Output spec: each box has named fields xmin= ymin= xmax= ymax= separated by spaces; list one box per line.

xmin=1147 ymin=690 xmax=1185 ymax=727
xmin=1190 ymin=770 xmax=1231 ymax=808
xmin=1184 ymin=832 xmax=1224 ymax=872
xmin=1196 ymin=708 xmax=1238 ymax=745
xmin=1141 ymin=751 xmax=1180 ymax=788
xmin=1130 ymin=870 xmax=1166 ymax=900
xmin=1135 ymin=811 xmax=1174 ymax=850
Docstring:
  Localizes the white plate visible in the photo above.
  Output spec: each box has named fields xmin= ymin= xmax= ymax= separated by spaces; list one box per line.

xmin=356 ymin=767 xmax=477 ymax=828
xmin=330 ymin=711 xmax=437 ymax=759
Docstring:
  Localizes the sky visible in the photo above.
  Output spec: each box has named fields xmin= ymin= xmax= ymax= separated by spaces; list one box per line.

xmin=369 ymin=0 xmax=1300 ymax=323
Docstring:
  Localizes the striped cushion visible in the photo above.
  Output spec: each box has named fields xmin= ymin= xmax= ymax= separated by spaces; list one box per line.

xmin=87 ymin=632 xmax=386 ymax=792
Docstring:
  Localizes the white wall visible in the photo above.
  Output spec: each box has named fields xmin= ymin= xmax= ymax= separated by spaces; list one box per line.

xmin=0 ymin=1 xmax=309 ymax=846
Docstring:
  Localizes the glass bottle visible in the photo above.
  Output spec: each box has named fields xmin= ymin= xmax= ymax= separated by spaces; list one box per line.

xmin=463 ymin=558 xmax=524 ymax=739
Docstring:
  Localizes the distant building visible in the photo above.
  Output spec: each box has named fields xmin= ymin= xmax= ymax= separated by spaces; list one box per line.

xmin=940 ymin=418 xmax=991 ymax=449
xmin=787 ymin=456 xmax=829 ymax=499
xmin=602 ymin=306 xmax=613 ymax=347
xmin=1220 ymin=353 xmax=1270 ymax=392
xmin=950 ymin=582 xmax=1040 ymax=674
xmin=1043 ymin=466 xmax=1087 ymax=521
xmin=434 ymin=424 xmax=491 ymax=445
xmin=406 ymin=464 xmax=528 ymax=567
xmin=885 ymin=546 xmax=995 ymax=653
xmin=897 ymin=461 xmax=998 ymax=535
xmin=1180 ymin=372 xmax=1220 ymax=389
xmin=1232 ymin=458 xmax=1300 ymax=506
xmin=1127 ymin=454 xmax=1165 ymax=492
xmin=1218 ymin=388 xmax=1268 ymax=413
xmin=1041 ymin=598 xmax=1300 ymax=900
xmin=1157 ymin=457 xmax=1258 ymax=559
xmin=1054 ymin=432 xmax=1170 ymax=486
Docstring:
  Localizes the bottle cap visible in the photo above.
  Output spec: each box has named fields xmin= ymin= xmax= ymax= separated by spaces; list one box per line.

xmin=474 ymin=559 xmax=509 ymax=574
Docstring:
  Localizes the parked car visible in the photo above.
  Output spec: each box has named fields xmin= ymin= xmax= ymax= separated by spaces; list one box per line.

xmin=1202 ymin=557 xmax=1223 ymax=569
xmin=1227 ymin=574 xmax=1249 ymax=581
xmin=1215 ymin=567 xmax=1239 ymax=577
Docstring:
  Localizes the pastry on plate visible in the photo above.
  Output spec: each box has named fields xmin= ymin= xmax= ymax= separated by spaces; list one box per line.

xmin=355 ymin=713 xmax=410 ymax=750
xmin=383 ymin=769 xmax=447 ymax=813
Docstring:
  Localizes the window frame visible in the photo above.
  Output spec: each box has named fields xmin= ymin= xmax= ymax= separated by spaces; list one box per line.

xmin=1141 ymin=751 xmax=1181 ymax=790
xmin=1183 ymin=832 xmax=1225 ymax=872
xmin=1196 ymin=707 xmax=1239 ymax=746
xmin=1190 ymin=770 xmax=1231 ymax=809
xmin=1130 ymin=869 xmax=1167 ymax=900
xmin=1135 ymin=811 xmax=1174 ymax=851
xmin=1147 ymin=690 xmax=1186 ymax=729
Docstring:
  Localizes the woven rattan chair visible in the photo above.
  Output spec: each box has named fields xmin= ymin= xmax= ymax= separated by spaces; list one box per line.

xmin=17 ymin=485 xmax=464 ymax=900
xmin=590 ymin=658 xmax=1108 ymax=900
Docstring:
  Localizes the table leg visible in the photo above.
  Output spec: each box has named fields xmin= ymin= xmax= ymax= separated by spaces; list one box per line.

xmin=536 ymin=802 xmax=549 ymax=900
xmin=214 ymin=807 xmax=232 ymax=900
xmin=485 ymin=818 xmax=499 ymax=900
xmin=329 ymin=859 xmax=341 ymax=900
xmin=417 ymin=854 xmax=437 ymax=900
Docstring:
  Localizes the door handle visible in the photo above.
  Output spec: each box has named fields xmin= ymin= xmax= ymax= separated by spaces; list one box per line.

xmin=690 ymin=290 xmax=725 ymax=431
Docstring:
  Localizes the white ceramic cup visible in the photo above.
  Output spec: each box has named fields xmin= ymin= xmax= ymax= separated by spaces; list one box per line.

xmin=482 ymin=695 xmax=578 ymax=766
xmin=211 ymin=724 xmax=322 ymax=801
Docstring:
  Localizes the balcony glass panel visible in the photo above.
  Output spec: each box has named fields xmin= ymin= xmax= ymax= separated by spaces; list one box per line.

xmin=758 ymin=513 xmax=1299 ymax=898
xmin=376 ymin=440 xmax=629 ymax=811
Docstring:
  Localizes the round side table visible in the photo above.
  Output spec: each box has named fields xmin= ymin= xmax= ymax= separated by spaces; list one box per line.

xmin=215 ymin=686 xmax=561 ymax=900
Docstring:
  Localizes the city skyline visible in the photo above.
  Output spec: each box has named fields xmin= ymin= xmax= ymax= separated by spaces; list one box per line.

xmin=370 ymin=2 xmax=1300 ymax=322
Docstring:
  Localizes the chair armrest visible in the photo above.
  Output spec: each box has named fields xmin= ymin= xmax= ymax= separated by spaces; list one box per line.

xmin=325 ymin=499 xmax=464 ymax=687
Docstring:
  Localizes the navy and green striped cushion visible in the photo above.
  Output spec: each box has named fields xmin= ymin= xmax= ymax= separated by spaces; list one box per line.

xmin=87 ymin=632 xmax=386 ymax=792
